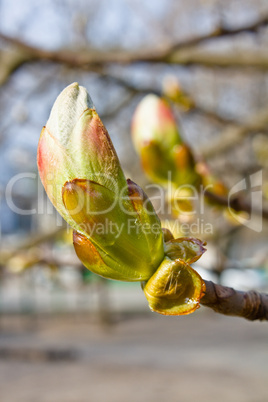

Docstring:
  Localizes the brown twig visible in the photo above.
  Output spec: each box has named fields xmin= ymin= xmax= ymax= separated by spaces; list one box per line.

xmin=0 ymin=14 xmax=268 ymax=87
xmin=167 ymin=14 xmax=268 ymax=53
xmin=0 ymin=227 xmax=66 ymax=265
xmin=200 ymin=105 xmax=268 ymax=158
xmin=201 ymin=280 xmax=268 ymax=321
xmin=98 ymin=73 xmax=248 ymax=128
xmin=204 ymin=189 xmax=268 ymax=220
xmin=163 ymin=229 xmax=268 ymax=321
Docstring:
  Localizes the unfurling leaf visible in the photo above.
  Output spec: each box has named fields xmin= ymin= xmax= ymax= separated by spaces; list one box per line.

xmin=37 ymin=83 xmax=207 ymax=317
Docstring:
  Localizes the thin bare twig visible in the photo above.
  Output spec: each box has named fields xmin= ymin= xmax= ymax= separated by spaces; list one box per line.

xmin=101 ymin=91 xmax=137 ymax=120
xmin=98 ymin=73 xmax=244 ymax=127
xmin=200 ymin=105 xmax=268 ymax=159
xmin=204 ymin=189 xmax=268 ymax=220
xmin=0 ymin=14 xmax=268 ymax=87
xmin=163 ymin=229 xmax=268 ymax=321
xmin=167 ymin=14 xmax=268 ymax=54
xmin=201 ymin=280 xmax=268 ymax=321
xmin=0 ymin=227 xmax=66 ymax=265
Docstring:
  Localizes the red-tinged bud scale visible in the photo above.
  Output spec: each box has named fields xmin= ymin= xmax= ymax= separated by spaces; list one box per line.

xmin=37 ymin=83 xmax=206 ymax=315
xmin=131 ymin=94 xmax=200 ymax=188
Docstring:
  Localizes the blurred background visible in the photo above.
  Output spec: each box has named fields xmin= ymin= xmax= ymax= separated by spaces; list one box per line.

xmin=0 ymin=0 xmax=268 ymax=401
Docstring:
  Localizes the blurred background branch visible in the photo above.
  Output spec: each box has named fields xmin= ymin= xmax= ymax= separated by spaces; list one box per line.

xmin=200 ymin=104 xmax=268 ymax=158
xmin=0 ymin=1 xmax=268 ymax=399
xmin=0 ymin=0 xmax=267 ymax=344
xmin=1 ymin=13 xmax=268 ymax=87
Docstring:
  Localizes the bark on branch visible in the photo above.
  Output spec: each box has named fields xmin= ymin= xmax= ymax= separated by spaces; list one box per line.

xmin=167 ymin=14 xmax=268 ymax=53
xmin=200 ymin=105 xmax=268 ymax=159
xmin=0 ymin=14 xmax=268 ymax=86
xmin=201 ymin=280 xmax=268 ymax=321
xmin=204 ymin=189 xmax=268 ymax=220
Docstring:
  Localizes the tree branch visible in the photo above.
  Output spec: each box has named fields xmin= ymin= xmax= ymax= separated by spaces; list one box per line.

xmin=101 ymin=91 xmax=137 ymax=120
xmin=0 ymin=13 xmax=268 ymax=86
xmin=204 ymin=189 xmax=268 ymax=220
xmin=167 ymin=14 xmax=268 ymax=53
xmin=201 ymin=280 xmax=268 ymax=321
xmin=200 ymin=104 xmax=268 ymax=158
xmin=163 ymin=229 xmax=268 ymax=321
xmin=98 ymin=72 xmax=248 ymax=128
xmin=0 ymin=227 xmax=66 ymax=266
